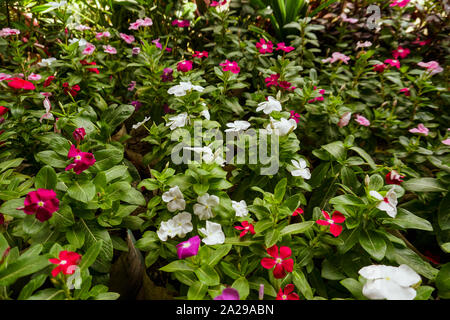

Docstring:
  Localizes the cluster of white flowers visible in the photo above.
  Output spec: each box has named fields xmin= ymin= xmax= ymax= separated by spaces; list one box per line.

xmin=157 ymin=211 xmax=193 ymax=241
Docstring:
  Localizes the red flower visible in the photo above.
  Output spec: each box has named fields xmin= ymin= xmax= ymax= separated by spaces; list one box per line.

xmin=49 ymin=250 xmax=81 ymax=277
xmin=6 ymin=77 xmax=35 ymax=90
xmin=392 ymin=46 xmax=410 ymax=59
xmin=373 ymin=64 xmax=387 ymax=73
xmin=193 ymin=51 xmax=208 ymax=59
xmin=220 ymin=60 xmax=240 ymax=74
xmin=316 ymin=210 xmax=345 ymax=237
xmin=177 ymin=60 xmax=193 ymax=72
xmin=256 ymin=38 xmax=273 ymax=54
xmin=21 ymin=189 xmax=60 ymax=222
xmin=292 ymin=207 xmax=304 ymax=216
xmin=276 ymin=284 xmax=300 ymax=300
xmin=43 ymin=75 xmax=55 ymax=88
xmin=385 ymin=170 xmax=405 ymax=185
xmin=234 ymin=221 xmax=255 ymax=237
xmin=399 ymin=88 xmax=410 ymax=96
xmin=63 ymin=82 xmax=81 ymax=97
xmin=265 ymin=74 xmax=280 ymax=87
xmin=261 ymin=245 xmax=294 ymax=279
xmin=80 ymin=60 xmax=99 ymax=74
xmin=0 ymin=106 xmax=8 ymax=117
xmin=0 ymin=213 xmax=4 ymax=225
xmin=65 ymin=144 xmax=96 ymax=174
xmin=72 ymin=127 xmax=86 ymax=141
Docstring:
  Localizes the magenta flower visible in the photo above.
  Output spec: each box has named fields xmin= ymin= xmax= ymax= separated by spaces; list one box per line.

xmin=276 ymin=42 xmax=295 ymax=53
xmin=103 ymin=45 xmax=117 ymax=54
xmin=409 ymin=123 xmax=429 ymax=136
xmin=161 ymin=68 xmax=173 ymax=82
xmin=392 ymin=46 xmax=410 ymax=59
xmin=390 ymin=0 xmax=411 ymax=7
xmin=289 ymin=110 xmax=301 ymax=123
xmin=49 ymin=250 xmax=81 ymax=277
xmin=256 ymin=38 xmax=273 ymax=54
xmin=172 ymin=19 xmax=190 ymax=28
xmin=265 ymin=74 xmax=280 ymax=87
xmin=73 ymin=127 xmax=86 ymax=141
xmin=193 ymin=51 xmax=208 ymax=59
xmin=386 ymin=170 xmax=405 ymax=185
xmin=176 ymin=236 xmax=200 ymax=259
xmin=177 ymin=60 xmax=193 ymax=72
xmin=219 ymin=60 xmax=240 ymax=74
xmin=128 ymin=81 xmax=136 ymax=91
xmin=82 ymin=43 xmax=96 ymax=55
xmin=373 ymin=64 xmax=387 ymax=73
xmin=211 ymin=0 xmax=228 ymax=6
xmin=316 ymin=210 xmax=346 ymax=237
xmin=152 ymin=39 xmax=163 ymax=50
xmin=119 ymin=33 xmax=135 ymax=44
xmin=355 ymin=114 xmax=370 ymax=126
xmin=442 ymin=139 xmax=450 ymax=146
xmin=20 ymin=189 xmax=60 ymax=222
xmin=65 ymin=144 xmax=96 ymax=174
xmin=385 ymin=59 xmax=400 ymax=69
xmin=400 ymin=88 xmax=410 ymax=96
xmin=214 ymin=288 xmax=240 ymax=300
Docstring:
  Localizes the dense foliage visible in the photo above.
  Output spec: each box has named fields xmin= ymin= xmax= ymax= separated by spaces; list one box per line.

xmin=0 ymin=0 xmax=449 ymax=300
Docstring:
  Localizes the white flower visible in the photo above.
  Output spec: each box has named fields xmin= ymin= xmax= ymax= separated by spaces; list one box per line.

xmin=75 ymin=24 xmax=91 ymax=31
xmin=132 ymin=116 xmax=151 ymax=130
xmin=199 ymin=221 xmax=225 ymax=245
xmin=256 ymin=96 xmax=282 ymax=114
xmin=168 ymin=81 xmax=204 ymax=97
xmin=266 ymin=117 xmax=297 ymax=136
xmin=172 ymin=211 xmax=193 ymax=237
xmin=359 ymin=264 xmax=421 ymax=300
xmin=68 ymin=38 xmax=87 ymax=47
xmin=356 ymin=41 xmax=372 ymax=50
xmin=290 ymin=159 xmax=311 ymax=179
xmin=166 ymin=112 xmax=189 ymax=130
xmin=369 ymin=187 xmax=398 ymax=218
xmin=200 ymin=109 xmax=210 ymax=120
xmin=38 ymin=57 xmax=57 ymax=67
xmin=193 ymin=193 xmax=220 ymax=220
xmin=224 ymin=120 xmax=251 ymax=133
xmin=157 ymin=219 xmax=181 ymax=241
xmin=232 ymin=200 xmax=248 ymax=217
xmin=47 ymin=1 xmax=67 ymax=9
xmin=162 ymin=186 xmax=186 ymax=212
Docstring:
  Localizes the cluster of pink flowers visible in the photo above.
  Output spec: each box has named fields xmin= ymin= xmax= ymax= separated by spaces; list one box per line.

xmin=95 ymin=31 xmax=111 ymax=40
xmin=322 ymin=52 xmax=350 ymax=64
xmin=129 ymin=17 xmax=153 ymax=30
xmin=0 ymin=28 xmax=20 ymax=37
xmin=264 ymin=73 xmax=296 ymax=91
xmin=82 ymin=42 xmax=96 ymax=55
xmin=255 ymin=38 xmax=294 ymax=54
xmin=418 ymin=61 xmax=443 ymax=75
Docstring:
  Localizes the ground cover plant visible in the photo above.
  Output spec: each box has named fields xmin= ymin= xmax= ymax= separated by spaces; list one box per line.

xmin=0 ymin=0 xmax=449 ymax=301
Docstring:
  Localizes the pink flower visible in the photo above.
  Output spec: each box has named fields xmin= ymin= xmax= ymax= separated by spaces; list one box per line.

xmin=275 ymin=42 xmax=295 ymax=53
xmin=132 ymin=47 xmax=141 ymax=55
xmin=234 ymin=221 xmax=255 ymax=238
xmin=73 ymin=127 xmax=86 ymax=141
xmin=0 ymin=28 xmax=20 ymax=37
xmin=65 ymin=144 xmax=96 ymax=174
xmin=49 ymin=251 xmax=81 ymax=277
xmin=75 ymin=24 xmax=91 ymax=31
xmin=385 ymin=170 xmax=405 ymax=185
xmin=6 ymin=77 xmax=35 ymax=90
xmin=176 ymin=236 xmax=200 ymax=259
xmin=256 ymin=38 xmax=273 ymax=54
xmin=0 ymin=73 xmax=12 ymax=81
xmin=340 ymin=13 xmax=358 ymax=24
xmin=119 ymin=33 xmax=135 ymax=44
xmin=128 ymin=81 xmax=136 ymax=91
xmin=128 ymin=17 xmax=152 ymax=30
xmin=292 ymin=207 xmax=304 ymax=216
xmin=193 ymin=51 xmax=208 ymax=59
xmin=373 ymin=64 xmax=387 ymax=73
xmin=289 ymin=110 xmax=301 ymax=123
xmin=338 ymin=112 xmax=352 ymax=128
xmin=82 ymin=42 xmax=96 ymax=55
xmin=20 ymin=189 xmax=60 ymax=222
xmin=409 ymin=123 xmax=429 ymax=136
xmin=220 ymin=60 xmax=240 ymax=74
xmin=40 ymin=97 xmax=52 ymax=123
xmin=265 ymin=74 xmax=280 ymax=87
xmin=261 ymin=245 xmax=294 ymax=279
xmin=385 ymin=59 xmax=400 ymax=69
xmin=172 ymin=19 xmax=190 ymax=27
xmin=316 ymin=210 xmax=345 ymax=237
xmin=322 ymin=52 xmax=351 ymax=64
xmin=413 ymin=37 xmax=431 ymax=46
xmin=103 ymin=45 xmax=117 ymax=54
xmin=211 ymin=0 xmax=228 ymax=6
xmin=152 ymin=39 xmax=163 ymax=50
xmin=214 ymin=288 xmax=239 ymax=300
xmin=28 ymin=73 xmax=42 ymax=81
xmin=392 ymin=46 xmax=410 ymax=59
xmin=129 ymin=21 xmax=142 ymax=30
xmin=442 ymin=139 xmax=450 ymax=146
xmin=390 ymin=0 xmax=411 ymax=7
xmin=400 ymin=88 xmax=410 ymax=96
xmin=418 ymin=61 xmax=443 ymax=75
xmin=177 ymin=60 xmax=193 ymax=72
xmin=355 ymin=114 xmax=370 ymax=126
xmin=95 ymin=31 xmax=110 ymax=40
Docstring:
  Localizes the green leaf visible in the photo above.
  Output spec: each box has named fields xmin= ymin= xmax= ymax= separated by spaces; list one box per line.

xmin=232 ymin=277 xmax=249 ymax=300
xmin=322 ymin=141 xmax=346 ymax=161
xmin=415 ymin=286 xmax=435 ymax=300
xmin=79 ymin=220 xmax=113 ymax=273
xmin=337 ymin=228 xmax=360 ymax=254
xmin=195 ymin=265 xmax=220 ymax=286
xmin=27 ymin=288 xmax=65 ymax=300
xmin=435 ymin=263 xmax=450 ymax=299
xmin=321 ymin=260 xmax=345 ymax=280
xmin=35 ymin=151 xmax=67 ymax=168
xmin=274 ymin=178 xmax=287 ymax=203
xmin=187 ymin=281 xmax=207 ymax=300
xmin=35 ymin=166 xmax=57 ymax=190
xmin=104 ymin=165 xmax=129 ymax=183
xmin=402 ymin=178 xmax=447 ymax=192
xmin=102 ymin=104 xmax=134 ymax=133
xmin=280 ymin=221 xmax=315 ymax=236
xmin=292 ymin=270 xmax=313 ymax=300
xmin=349 ymin=146 xmax=376 ymax=169
xmin=50 ymin=204 xmax=75 ymax=228
xmin=0 ymin=198 xmax=26 ymax=218
xmin=94 ymin=146 xmax=124 ymax=171
xmin=329 ymin=194 xmax=365 ymax=206
xmin=0 ymin=158 xmax=24 ymax=173
xmin=0 ymin=256 xmax=50 ymax=286
xmin=79 ymin=240 xmax=103 ymax=271
xmin=382 ymin=208 xmax=433 ymax=231
xmin=438 ymin=193 xmax=450 ymax=230
xmin=264 ymin=229 xmax=281 ymax=248
xmin=254 ymin=219 xmax=273 ymax=234
xmin=0 ymin=233 xmax=8 ymax=257
xmin=160 ymin=260 xmax=196 ymax=273
xmin=369 ymin=174 xmax=384 ymax=191
xmin=208 ymin=245 xmax=232 ymax=267
xmin=387 ymin=246 xmax=438 ymax=280
xmin=340 ymin=278 xmax=365 ymax=300
xmin=18 ymin=274 xmax=47 ymax=300
xmin=359 ymin=230 xmax=386 ymax=261
xmin=66 ymin=224 xmax=86 ymax=249
xmin=68 ymin=181 xmax=96 ymax=203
